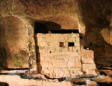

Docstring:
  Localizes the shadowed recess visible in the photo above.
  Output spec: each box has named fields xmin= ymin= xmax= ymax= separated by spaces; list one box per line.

xmin=77 ymin=0 xmax=112 ymax=67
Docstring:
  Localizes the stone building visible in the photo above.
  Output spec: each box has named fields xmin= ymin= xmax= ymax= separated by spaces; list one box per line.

xmin=36 ymin=30 xmax=97 ymax=78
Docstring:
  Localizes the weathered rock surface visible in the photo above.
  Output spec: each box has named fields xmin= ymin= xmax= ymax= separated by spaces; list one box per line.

xmin=86 ymin=80 xmax=98 ymax=86
xmin=0 ymin=75 xmax=73 ymax=86
xmin=0 ymin=16 xmax=29 ymax=68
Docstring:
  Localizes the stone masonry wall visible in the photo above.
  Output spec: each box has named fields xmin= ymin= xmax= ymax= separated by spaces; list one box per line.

xmin=37 ymin=33 xmax=82 ymax=78
xmin=81 ymin=49 xmax=97 ymax=75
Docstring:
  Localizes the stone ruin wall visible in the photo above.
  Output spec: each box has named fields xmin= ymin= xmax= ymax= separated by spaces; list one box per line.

xmin=36 ymin=33 xmax=97 ymax=78
xmin=81 ymin=49 xmax=97 ymax=75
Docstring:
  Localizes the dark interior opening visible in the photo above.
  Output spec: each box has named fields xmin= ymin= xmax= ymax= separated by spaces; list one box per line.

xmin=59 ymin=42 xmax=64 ymax=47
xmin=68 ymin=42 xmax=75 ymax=47
xmin=49 ymin=30 xmax=79 ymax=33
xmin=34 ymin=21 xmax=61 ymax=33
xmin=34 ymin=21 xmax=79 ymax=33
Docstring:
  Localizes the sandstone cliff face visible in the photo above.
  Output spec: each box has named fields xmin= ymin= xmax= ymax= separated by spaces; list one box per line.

xmin=0 ymin=16 xmax=29 ymax=68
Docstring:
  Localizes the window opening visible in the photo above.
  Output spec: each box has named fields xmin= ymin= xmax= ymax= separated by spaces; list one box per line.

xmin=59 ymin=42 xmax=65 ymax=47
xmin=68 ymin=42 xmax=74 ymax=47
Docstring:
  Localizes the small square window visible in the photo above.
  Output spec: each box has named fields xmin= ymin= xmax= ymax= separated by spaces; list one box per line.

xmin=59 ymin=42 xmax=64 ymax=47
xmin=68 ymin=42 xmax=74 ymax=47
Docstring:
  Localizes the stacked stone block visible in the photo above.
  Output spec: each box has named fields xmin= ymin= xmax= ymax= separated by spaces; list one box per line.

xmin=81 ymin=49 xmax=97 ymax=75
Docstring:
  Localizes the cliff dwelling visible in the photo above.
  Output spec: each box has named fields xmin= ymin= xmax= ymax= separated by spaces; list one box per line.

xmin=0 ymin=0 xmax=112 ymax=85
xmin=37 ymin=31 xmax=96 ymax=78
xmin=34 ymin=21 xmax=97 ymax=78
